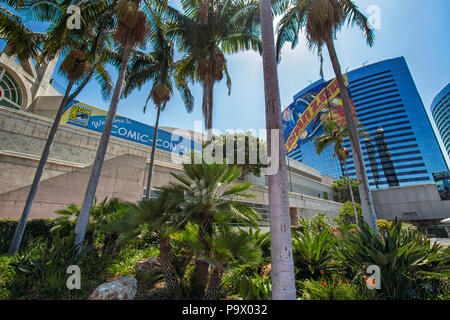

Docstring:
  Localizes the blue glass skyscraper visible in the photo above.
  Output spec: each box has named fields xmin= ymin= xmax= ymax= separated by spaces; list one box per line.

xmin=284 ymin=57 xmax=448 ymax=188
xmin=431 ymin=83 xmax=450 ymax=157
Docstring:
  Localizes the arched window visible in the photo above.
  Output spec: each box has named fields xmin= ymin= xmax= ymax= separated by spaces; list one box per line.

xmin=0 ymin=67 xmax=23 ymax=109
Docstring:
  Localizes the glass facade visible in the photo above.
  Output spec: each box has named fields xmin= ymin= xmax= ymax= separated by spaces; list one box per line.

xmin=285 ymin=57 xmax=449 ymax=188
xmin=430 ymin=83 xmax=450 ymax=157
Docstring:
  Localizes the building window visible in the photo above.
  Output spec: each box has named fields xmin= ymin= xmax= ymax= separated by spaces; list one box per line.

xmin=0 ymin=67 xmax=23 ymax=109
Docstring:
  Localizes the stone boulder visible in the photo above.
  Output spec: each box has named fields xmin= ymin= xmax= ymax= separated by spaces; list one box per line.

xmin=135 ymin=257 xmax=161 ymax=273
xmin=88 ymin=277 xmax=137 ymax=300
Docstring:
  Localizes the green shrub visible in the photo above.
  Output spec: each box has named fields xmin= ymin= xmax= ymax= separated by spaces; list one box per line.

xmin=333 ymin=201 xmax=363 ymax=226
xmin=0 ymin=255 xmax=15 ymax=300
xmin=298 ymin=213 xmax=331 ymax=234
xmin=336 ymin=219 xmax=449 ymax=300
xmin=299 ymin=277 xmax=366 ymax=300
xmin=292 ymin=230 xmax=337 ymax=280
xmin=7 ymin=235 xmax=115 ymax=300
xmin=235 ymin=274 xmax=272 ymax=300
xmin=107 ymin=246 xmax=159 ymax=278
xmin=0 ymin=218 xmax=66 ymax=254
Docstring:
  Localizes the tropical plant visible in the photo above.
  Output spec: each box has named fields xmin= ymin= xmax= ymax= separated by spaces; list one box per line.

xmin=124 ymin=10 xmax=194 ymax=198
xmin=111 ymin=190 xmax=186 ymax=297
xmin=334 ymin=201 xmax=363 ymax=227
xmin=292 ymin=229 xmax=337 ymax=280
xmin=0 ymin=0 xmax=41 ymax=61
xmin=236 ymin=273 xmax=272 ymax=300
xmin=7 ymin=234 xmax=114 ymax=299
xmin=336 ymin=219 xmax=449 ymax=300
xmin=75 ymin=0 xmax=150 ymax=249
xmin=298 ymin=213 xmax=331 ymax=234
xmin=299 ymin=276 xmax=364 ymax=300
xmin=331 ymin=175 xmax=360 ymax=204
xmin=201 ymin=226 xmax=263 ymax=300
xmin=164 ymin=0 xmax=261 ymax=138
xmin=315 ymin=120 xmax=361 ymax=226
xmin=276 ymin=0 xmax=378 ymax=235
xmin=162 ymin=162 xmax=260 ymax=298
xmin=259 ymin=0 xmax=297 ymax=300
xmin=8 ymin=0 xmax=116 ymax=255
xmin=52 ymin=197 xmax=129 ymax=251
xmin=210 ymin=132 xmax=267 ymax=178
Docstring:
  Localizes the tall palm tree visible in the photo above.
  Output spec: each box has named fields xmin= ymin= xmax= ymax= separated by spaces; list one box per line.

xmin=112 ymin=190 xmax=186 ymax=296
xmin=314 ymin=120 xmax=359 ymax=226
xmin=74 ymin=0 xmax=150 ymax=248
xmin=259 ymin=0 xmax=297 ymax=300
xmin=124 ymin=11 xmax=194 ymax=199
xmin=164 ymin=0 xmax=261 ymax=139
xmin=275 ymin=0 xmax=379 ymax=235
xmin=7 ymin=0 xmax=115 ymax=255
xmin=163 ymin=162 xmax=260 ymax=299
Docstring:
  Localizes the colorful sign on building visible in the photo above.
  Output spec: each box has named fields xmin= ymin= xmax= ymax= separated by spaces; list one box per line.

xmin=282 ymin=75 xmax=356 ymax=153
xmin=61 ymin=101 xmax=201 ymax=155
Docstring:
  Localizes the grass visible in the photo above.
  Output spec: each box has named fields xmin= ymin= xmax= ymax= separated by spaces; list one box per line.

xmin=0 ymin=255 xmax=15 ymax=300
xmin=107 ymin=245 xmax=159 ymax=278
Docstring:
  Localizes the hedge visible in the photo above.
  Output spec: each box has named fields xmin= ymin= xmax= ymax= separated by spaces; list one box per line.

xmin=0 ymin=218 xmax=74 ymax=254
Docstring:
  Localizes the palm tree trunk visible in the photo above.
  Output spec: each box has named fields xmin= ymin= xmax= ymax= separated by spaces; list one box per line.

xmin=74 ymin=38 xmax=134 ymax=248
xmin=159 ymin=235 xmax=179 ymax=296
xmin=7 ymin=69 xmax=94 ymax=255
xmin=324 ymin=34 xmax=378 ymax=236
xmin=189 ymin=220 xmax=212 ymax=299
xmin=204 ymin=266 xmax=222 ymax=300
xmin=144 ymin=103 xmax=162 ymax=199
xmin=344 ymin=161 xmax=359 ymax=228
xmin=7 ymin=80 xmax=74 ymax=255
xmin=259 ymin=0 xmax=296 ymax=300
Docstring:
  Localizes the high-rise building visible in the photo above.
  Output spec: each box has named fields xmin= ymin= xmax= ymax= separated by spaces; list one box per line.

xmin=283 ymin=57 xmax=449 ymax=188
xmin=431 ymin=83 xmax=450 ymax=157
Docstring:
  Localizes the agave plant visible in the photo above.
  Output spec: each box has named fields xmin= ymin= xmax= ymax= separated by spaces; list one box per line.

xmin=336 ymin=219 xmax=449 ymax=300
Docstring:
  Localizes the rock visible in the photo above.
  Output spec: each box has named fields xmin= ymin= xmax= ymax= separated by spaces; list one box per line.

xmin=136 ymin=257 xmax=161 ymax=273
xmin=88 ymin=277 xmax=137 ymax=300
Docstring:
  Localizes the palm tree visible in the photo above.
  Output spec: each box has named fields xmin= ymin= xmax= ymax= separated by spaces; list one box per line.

xmin=164 ymin=0 xmax=261 ymax=139
xmin=275 ymin=0 xmax=378 ymax=235
xmin=314 ymin=119 xmax=359 ymax=226
xmin=112 ymin=190 xmax=186 ymax=296
xmin=259 ymin=0 xmax=297 ymax=300
xmin=74 ymin=0 xmax=150 ymax=248
xmin=0 ymin=1 xmax=41 ymax=61
xmin=163 ymin=162 xmax=260 ymax=298
xmin=7 ymin=0 xmax=115 ymax=255
xmin=124 ymin=11 xmax=194 ymax=199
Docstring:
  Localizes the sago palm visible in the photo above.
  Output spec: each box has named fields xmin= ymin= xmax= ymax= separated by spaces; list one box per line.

xmin=74 ymin=0 xmax=150 ymax=248
xmin=164 ymin=0 xmax=261 ymax=138
xmin=124 ymin=10 xmax=194 ymax=199
xmin=162 ymin=162 xmax=260 ymax=298
xmin=8 ymin=0 xmax=115 ymax=255
xmin=275 ymin=0 xmax=378 ymax=235
xmin=112 ymin=190 xmax=186 ymax=296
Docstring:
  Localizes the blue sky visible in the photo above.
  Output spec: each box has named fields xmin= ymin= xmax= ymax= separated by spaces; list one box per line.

xmin=2 ymin=0 xmax=450 ymax=164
